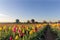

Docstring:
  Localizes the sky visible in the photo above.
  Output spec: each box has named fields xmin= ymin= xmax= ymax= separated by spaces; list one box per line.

xmin=0 ymin=0 xmax=60 ymax=22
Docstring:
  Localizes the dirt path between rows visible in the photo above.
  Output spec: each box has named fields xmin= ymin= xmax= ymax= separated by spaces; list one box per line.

xmin=44 ymin=25 xmax=57 ymax=40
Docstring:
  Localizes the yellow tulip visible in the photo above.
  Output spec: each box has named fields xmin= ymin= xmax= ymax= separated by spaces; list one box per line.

xmin=19 ymin=27 xmax=21 ymax=30
xmin=0 ymin=27 xmax=2 ymax=31
xmin=22 ymin=29 xmax=25 ymax=33
xmin=32 ymin=27 xmax=35 ymax=29
xmin=3 ymin=25 xmax=6 ymax=30
xmin=9 ymin=27 xmax=12 ymax=30
xmin=25 ymin=26 xmax=29 ymax=30
xmin=15 ymin=35 xmax=19 ymax=40
xmin=33 ymin=29 xmax=36 ymax=32
xmin=42 ymin=24 xmax=46 ymax=26
xmin=36 ymin=24 xmax=41 ymax=28
xmin=29 ymin=30 xmax=34 ymax=35
xmin=12 ymin=27 xmax=14 ymax=31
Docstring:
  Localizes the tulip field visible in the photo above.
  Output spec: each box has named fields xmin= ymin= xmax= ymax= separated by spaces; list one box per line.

xmin=0 ymin=23 xmax=60 ymax=40
xmin=50 ymin=23 xmax=60 ymax=40
xmin=0 ymin=23 xmax=47 ymax=40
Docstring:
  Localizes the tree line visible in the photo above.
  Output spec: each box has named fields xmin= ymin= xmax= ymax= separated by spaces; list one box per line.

xmin=16 ymin=19 xmax=60 ymax=24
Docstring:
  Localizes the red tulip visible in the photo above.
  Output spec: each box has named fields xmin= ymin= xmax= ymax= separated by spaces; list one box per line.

xmin=12 ymin=27 xmax=17 ymax=33
xmin=19 ymin=33 xmax=25 ymax=38
xmin=18 ymin=29 xmax=22 ymax=33
xmin=21 ymin=33 xmax=25 ymax=37
xmin=9 ymin=36 xmax=13 ymax=40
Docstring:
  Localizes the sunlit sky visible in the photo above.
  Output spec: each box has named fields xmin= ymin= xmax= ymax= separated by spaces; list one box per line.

xmin=0 ymin=0 xmax=60 ymax=22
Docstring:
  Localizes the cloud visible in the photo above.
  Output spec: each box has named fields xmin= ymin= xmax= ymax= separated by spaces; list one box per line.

xmin=0 ymin=13 xmax=8 ymax=17
xmin=0 ymin=13 xmax=13 ymax=18
xmin=0 ymin=13 xmax=16 ymax=22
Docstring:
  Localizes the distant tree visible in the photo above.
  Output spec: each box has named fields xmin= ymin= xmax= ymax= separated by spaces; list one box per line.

xmin=49 ymin=21 xmax=52 ymax=24
xmin=27 ymin=20 xmax=30 ymax=23
xmin=16 ymin=19 xmax=19 ymax=23
xmin=58 ymin=20 xmax=60 ymax=23
xmin=31 ymin=19 xmax=35 ymax=23
xmin=43 ymin=20 xmax=47 ymax=23
xmin=35 ymin=21 xmax=38 ymax=23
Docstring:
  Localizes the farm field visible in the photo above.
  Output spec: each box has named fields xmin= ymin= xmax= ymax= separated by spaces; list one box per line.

xmin=0 ymin=23 xmax=60 ymax=40
xmin=0 ymin=0 xmax=60 ymax=40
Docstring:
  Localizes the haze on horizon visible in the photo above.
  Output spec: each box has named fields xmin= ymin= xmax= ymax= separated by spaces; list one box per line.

xmin=0 ymin=0 xmax=60 ymax=22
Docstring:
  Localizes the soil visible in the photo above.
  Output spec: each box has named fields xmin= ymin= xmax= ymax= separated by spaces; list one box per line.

xmin=44 ymin=25 xmax=57 ymax=40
